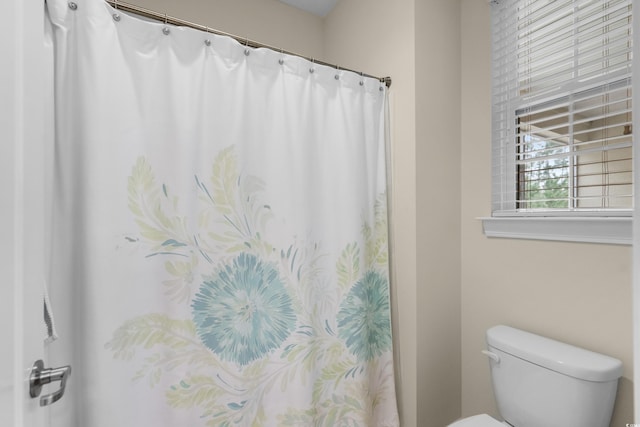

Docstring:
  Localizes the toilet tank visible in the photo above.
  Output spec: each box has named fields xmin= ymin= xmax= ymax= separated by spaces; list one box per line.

xmin=486 ymin=325 xmax=623 ymax=427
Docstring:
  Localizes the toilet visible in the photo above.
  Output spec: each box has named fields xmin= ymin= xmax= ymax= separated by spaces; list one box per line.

xmin=449 ymin=325 xmax=623 ymax=427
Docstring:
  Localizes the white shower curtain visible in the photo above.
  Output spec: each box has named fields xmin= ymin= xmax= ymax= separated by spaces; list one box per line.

xmin=46 ymin=0 xmax=398 ymax=426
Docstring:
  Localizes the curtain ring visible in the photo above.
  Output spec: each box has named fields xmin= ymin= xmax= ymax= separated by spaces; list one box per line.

xmin=112 ymin=0 xmax=121 ymax=21
xmin=204 ymin=27 xmax=211 ymax=46
xmin=162 ymin=13 xmax=171 ymax=35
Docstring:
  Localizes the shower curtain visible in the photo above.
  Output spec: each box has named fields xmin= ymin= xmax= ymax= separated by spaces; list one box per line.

xmin=46 ymin=0 xmax=398 ymax=426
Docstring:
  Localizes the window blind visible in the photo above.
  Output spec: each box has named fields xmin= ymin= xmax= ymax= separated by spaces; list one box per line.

xmin=491 ymin=0 xmax=633 ymax=215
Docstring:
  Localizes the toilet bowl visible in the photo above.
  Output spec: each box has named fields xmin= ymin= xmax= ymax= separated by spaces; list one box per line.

xmin=448 ymin=414 xmax=506 ymax=426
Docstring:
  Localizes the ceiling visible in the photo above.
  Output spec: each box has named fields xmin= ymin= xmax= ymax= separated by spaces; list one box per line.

xmin=277 ymin=0 xmax=338 ymax=17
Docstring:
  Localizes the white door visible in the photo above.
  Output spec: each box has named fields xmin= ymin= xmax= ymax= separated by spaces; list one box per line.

xmin=1 ymin=0 xmax=50 ymax=425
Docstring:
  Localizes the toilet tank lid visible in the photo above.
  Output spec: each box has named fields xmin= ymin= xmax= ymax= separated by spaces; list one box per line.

xmin=486 ymin=325 xmax=623 ymax=382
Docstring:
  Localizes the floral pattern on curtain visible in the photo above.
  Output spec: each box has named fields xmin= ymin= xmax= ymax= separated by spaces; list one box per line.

xmin=106 ymin=149 xmax=393 ymax=425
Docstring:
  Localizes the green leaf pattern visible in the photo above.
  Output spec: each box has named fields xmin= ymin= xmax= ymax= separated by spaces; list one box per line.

xmin=106 ymin=147 xmax=396 ymax=426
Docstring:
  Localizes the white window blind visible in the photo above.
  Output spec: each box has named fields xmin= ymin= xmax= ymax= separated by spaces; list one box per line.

xmin=491 ymin=0 xmax=633 ymax=216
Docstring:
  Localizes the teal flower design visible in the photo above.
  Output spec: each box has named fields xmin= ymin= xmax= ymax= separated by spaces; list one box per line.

xmin=337 ymin=271 xmax=392 ymax=362
xmin=192 ymin=253 xmax=296 ymax=366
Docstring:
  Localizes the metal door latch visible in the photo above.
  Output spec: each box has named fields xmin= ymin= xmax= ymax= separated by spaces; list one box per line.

xmin=29 ymin=360 xmax=72 ymax=406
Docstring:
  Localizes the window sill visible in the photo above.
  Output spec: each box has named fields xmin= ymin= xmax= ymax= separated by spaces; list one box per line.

xmin=480 ymin=216 xmax=632 ymax=245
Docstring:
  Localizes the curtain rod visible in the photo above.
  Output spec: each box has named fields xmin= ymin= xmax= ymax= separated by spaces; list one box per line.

xmin=105 ymin=0 xmax=392 ymax=88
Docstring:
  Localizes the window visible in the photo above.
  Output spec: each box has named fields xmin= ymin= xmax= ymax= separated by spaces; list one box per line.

xmin=485 ymin=0 xmax=633 ymax=244
xmin=516 ymin=80 xmax=632 ymax=211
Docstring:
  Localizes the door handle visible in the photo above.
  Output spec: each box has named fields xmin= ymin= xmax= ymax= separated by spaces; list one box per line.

xmin=29 ymin=360 xmax=72 ymax=406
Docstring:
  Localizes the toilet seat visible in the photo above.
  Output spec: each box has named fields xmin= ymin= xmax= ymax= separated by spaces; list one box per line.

xmin=447 ymin=414 xmax=507 ymax=427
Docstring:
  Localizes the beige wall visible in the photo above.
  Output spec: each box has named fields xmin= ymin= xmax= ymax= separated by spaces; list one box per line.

xmin=415 ymin=0 xmax=462 ymax=424
xmin=460 ymin=1 xmax=634 ymax=425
